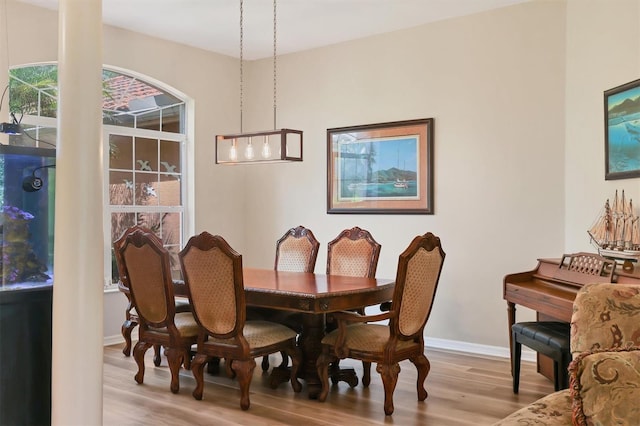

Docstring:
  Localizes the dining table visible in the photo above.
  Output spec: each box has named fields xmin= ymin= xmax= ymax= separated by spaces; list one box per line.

xmin=176 ymin=267 xmax=395 ymax=398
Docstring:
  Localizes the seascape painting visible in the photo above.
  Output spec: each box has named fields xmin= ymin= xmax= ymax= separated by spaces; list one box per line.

xmin=336 ymin=135 xmax=419 ymax=201
xmin=327 ymin=118 xmax=433 ymax=214
xmin=605 ymin=79 xmax=640 ymax=180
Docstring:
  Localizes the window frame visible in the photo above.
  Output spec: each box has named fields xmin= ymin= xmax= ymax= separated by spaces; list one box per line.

xmin=8 ymin=64 xmax=193 ymax=291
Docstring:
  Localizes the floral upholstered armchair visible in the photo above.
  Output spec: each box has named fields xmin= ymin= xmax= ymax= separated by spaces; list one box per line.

xmin=495 ymin=282 xmax=640 ymax=425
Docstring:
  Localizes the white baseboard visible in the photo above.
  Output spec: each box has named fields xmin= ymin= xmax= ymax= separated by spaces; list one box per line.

xmin=104 ymin=332 xmax=535 ymax=363
xmin=425 ymin=336 xmax=536 ymax=362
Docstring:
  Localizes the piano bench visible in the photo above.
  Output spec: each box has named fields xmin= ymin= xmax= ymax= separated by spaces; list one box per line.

xmin=511 ymin=321 xmax=571 ymax=394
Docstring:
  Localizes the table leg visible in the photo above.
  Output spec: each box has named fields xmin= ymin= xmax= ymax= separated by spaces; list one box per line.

xmin=507 ymin=302 xmax=516 ymax=376
xmin=268 ymin=312 xmax=358 ymax=398
xmin=269 ymin=312 xmax=324 ymax=397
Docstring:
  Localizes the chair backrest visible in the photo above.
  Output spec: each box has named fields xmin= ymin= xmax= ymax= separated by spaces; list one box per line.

xmin=326 ymin=226 xmax=381 ymax=278
xmin=274 ymin=226 xmax=320 ymax=273
xmin=118 ymin=229 xmax=175 ymax=328
xmin=390 ymin=232 xmax=445 ymax=340
xmin=179 ymin=232 xmax=245 ymax=338
xmin=114 ymin=225 xmax=162 ymax=289
xmin=570 ymin=283 xmax=640 ymax=355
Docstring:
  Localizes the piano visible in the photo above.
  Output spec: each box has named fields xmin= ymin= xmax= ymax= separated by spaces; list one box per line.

xmin=503 ymin=252 xmax=640 ymax=379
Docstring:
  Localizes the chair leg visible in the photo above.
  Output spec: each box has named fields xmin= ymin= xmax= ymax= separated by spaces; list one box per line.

xmin=261 ymin=356 xmax=270 ymax=371
xmin=512 ymin=336 xmax=522 ymax=394
xmin=278 ymin=351 xmax=289 ymax=368
xmin=553 ymin=361 xmax=561 ymax=391
xmin=121 ymin=319 xmax=137 ymax=356
xmin=286 ymin=346 xmax=302 ymax=393
xmin=410 ymin=353 xmax=430 ymax=401
xmin=165 ymin=347 xmax=184 ymax=394
xmin=207 ymin=357 xmax=221 ymax=375
xmin=232 ymin=358 xmax=256 ymax=411
xmin=376 ymin=362 xmax=400 ymax=416
xmin=183 ymin=346 xmax=192 ymax=370
xmin=153 ymin=344 xmax=162 ymax=366
xmin=191 ymin=354 xmax=209 ymax=400
xmin=315 ymin=348 xmax=334 ymax=402
xmin=133 ymin=341 xmax=152 ymax=384
xmin=362 ymin=361 xmax=372 ymax=387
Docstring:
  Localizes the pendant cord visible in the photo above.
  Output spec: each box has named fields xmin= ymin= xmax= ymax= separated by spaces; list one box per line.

xmin=273 ymin=0 xmax=277 ymax=130
xmin=239 ymin=0 xmax=244 ymax=133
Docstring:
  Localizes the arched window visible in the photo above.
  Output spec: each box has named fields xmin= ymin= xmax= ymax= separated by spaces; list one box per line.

xmin=7 ymin=64 xmax=190 ymax=288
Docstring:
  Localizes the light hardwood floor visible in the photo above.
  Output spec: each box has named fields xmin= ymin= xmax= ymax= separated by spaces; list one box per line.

xmin=103 ymin=345 xmax=552 ymax=425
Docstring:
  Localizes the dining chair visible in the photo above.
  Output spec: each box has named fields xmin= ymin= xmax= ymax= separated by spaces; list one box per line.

xmin=326 ymin=226 xmax=381 ymax=279
xmin=114 ymin=225 xmax=190 ymax=365
xmin=117 ymin=228 xmax=199 ymax=394
xmin=179 ymin=231 xmax=302 ymax=410
xmin=246 ymin=225 xmax=320 ymax=371
xmin=316 ymin=232 xmax=445 ymax=415
xmin=326 ymin=226 xmax=381 ymax=385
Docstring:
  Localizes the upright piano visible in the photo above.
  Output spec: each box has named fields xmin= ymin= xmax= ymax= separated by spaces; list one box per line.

xmin=503 ymin=252 xmax=640 ymax=378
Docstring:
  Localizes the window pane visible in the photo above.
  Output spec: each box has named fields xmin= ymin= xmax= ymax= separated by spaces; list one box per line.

xmin=135 ymin=138 xmax=158 ymax=172
xmin=111 ymin=212 xmax=136 ymax=242
xmin=166 ymin=245 xmax=182 ymax=280
xmin=109 ymin=135 xmax=133 ymax=170
xmin=105 ymin=112 xmax=135 ymax=128
xmin=159 ymin=212 xmax=181 ymax=245
xmin=8 ymin=125 xmax=57 ymax=149
xmin=136 ymin=212 xmax=161 ymax=235
xmin=134 ymin=172 xmax=158 ymax=206
xmin=110 ymin=212 xmax=136 ymax=284
xmin=158 ymin=174 xmax=180 ymax=206
xmin=109 ymin=171 xmax=134 ymax=205
xmin=159 ymin=140 xmax=180 ymax=174
xmin=137 ymin=110 xmax=161 ymax=131
xmin=161 ymin=105 xmax=183 ymax=133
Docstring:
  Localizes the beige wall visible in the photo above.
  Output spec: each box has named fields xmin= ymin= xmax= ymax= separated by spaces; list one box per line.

xmin=5 ymin=0 xmax=639 ymax=354
xmin=241 ymin=0 xmax=566 ymax=349
xmin=564 ymin=0 xmax=640 ymax=253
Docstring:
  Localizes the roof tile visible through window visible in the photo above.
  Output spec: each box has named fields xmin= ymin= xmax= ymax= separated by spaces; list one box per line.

xmin=103 ymin=75 xmax=163 ymax=112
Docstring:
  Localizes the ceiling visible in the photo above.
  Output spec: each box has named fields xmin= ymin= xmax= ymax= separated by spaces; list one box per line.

xmin=18 ymin=0 xmax=530 ymax=60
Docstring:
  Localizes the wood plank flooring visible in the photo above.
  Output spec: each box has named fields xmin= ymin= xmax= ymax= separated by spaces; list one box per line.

xmin=103 ymin=345 xmax=551 ymax=425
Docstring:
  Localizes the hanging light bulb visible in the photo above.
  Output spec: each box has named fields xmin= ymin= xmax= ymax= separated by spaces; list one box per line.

xmin=245 ymin=137 xmax=255 ymax=160
xmin=229 ymin=139 xmax=238 ymax=161
xmin=214 ymin=0 xmax=303 ymax=164
xmin=261 ymin=135 xmax=271 ymax=159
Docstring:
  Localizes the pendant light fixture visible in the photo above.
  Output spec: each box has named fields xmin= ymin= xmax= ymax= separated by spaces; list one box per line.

xmin=215 ymin=0 xmax=303 ymax=164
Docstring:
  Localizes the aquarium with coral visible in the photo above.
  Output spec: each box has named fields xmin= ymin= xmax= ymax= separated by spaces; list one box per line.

xmin=0 ymin=145 xmax=56 ymax=290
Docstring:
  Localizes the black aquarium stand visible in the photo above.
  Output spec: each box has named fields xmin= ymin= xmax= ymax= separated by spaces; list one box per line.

xmin=0 ymin=284 xmax=52 ymax=426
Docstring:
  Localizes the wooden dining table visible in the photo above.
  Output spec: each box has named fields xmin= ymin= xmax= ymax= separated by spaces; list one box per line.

xmin=176 ymin=267 xmax=395 ymax=398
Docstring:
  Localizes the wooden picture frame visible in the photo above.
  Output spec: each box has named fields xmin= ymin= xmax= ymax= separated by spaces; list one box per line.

xmin=605 ymin=78 xmax=640 ymax=180
xmin=327 ymin=118 xmax=434 ymax=214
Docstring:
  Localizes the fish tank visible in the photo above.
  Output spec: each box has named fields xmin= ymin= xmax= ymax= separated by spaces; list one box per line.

xmin=0 ymin=144 xmax=55 ymax=425
xmin=0 ymin=144 xmax=56 ymax=290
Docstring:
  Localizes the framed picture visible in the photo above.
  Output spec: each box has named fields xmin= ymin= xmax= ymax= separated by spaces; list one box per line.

xmin=327 ymin=118 xmax=434 ymax=214
xmin=605 ymin=78 xmax=640 ymax=180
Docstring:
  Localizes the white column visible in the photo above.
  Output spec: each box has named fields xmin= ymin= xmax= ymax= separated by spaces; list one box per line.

xmin=51 ymin=0 xmax=104 ymax=425
xmin=0 ymin=0 xmax=9 ymax=145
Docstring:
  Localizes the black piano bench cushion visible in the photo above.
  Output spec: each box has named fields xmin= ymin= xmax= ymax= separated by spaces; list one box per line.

xmin=511 ymin=321 xmax=571 ymax=393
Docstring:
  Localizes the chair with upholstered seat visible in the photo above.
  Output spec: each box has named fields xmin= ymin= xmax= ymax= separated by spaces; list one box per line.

xmin=246 ymin=225 xmax=320 ymax=371
xmin=316 ymin=232 xmax=445 ymax=415
xmin=114 ymin=225 xmax=190 ymax=366
xmin=326 ymin=226 xmax=381 ymax=279
xmin=325 ymin=226 xmax=382 ymax=385
xmin=117 ymin=229 xmax=199 ymax=394
xmin=275 ymin=225 xmax=320 ymax=273
xmin=179 ymin=231 xmax=302 ymax=410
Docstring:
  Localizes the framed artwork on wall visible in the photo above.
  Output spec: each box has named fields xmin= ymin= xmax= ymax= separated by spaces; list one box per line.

xmin=605 ymin=78 xmax=640 ymax=180
xmin=327 ymin=118 xmax=434 ymax=214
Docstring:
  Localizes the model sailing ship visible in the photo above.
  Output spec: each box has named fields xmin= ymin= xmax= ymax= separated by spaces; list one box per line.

xmin=588 ymin=190 xmax=640 ymax=266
